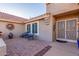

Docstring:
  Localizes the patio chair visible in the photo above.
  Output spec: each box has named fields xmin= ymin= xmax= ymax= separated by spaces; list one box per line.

xmin=26 ymin=33 xmax=34 ymax=40
xmin=20 ymin=32 xmax=34 ymax=40
xmin=20 ymin=32 xmax=28 ymax=38
xmin=27 ymin=33 xmax=39 ymax=40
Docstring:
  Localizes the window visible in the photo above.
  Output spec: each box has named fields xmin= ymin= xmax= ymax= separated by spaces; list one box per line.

xmin=32 ymin=23 xmax=37 ymax=33
xmin=27 ymin=24 xmax=31 ymax=33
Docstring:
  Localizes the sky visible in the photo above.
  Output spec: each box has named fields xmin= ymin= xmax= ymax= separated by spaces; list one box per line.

xmin=0 ymin=3 xmax=46 ymax=19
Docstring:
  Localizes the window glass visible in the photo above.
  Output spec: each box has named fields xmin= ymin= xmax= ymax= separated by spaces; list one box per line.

xmin=66 ymin=20 xmax=76 ymax=40
xmin=32 ymin=23 xmax=37 ymax=33
xmin=57 ymin=21 xmax=65 ymax=38
xmin=27 ymin=24 xmax=31 ymax=33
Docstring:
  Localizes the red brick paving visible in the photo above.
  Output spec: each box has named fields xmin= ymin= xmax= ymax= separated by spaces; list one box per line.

xmin=4 ymin=38 xmax=50 ymax=56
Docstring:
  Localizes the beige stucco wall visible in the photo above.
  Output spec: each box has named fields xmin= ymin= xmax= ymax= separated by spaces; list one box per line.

xmin=0 ymin=20 xmax=25 ymax=39
xmin=25 ymin=17 xmax=53 ymax=42
xmin=46 ymin=3 xmax=79 ymax=15
xmin=38 ymin=17 xmax=53 ymax=42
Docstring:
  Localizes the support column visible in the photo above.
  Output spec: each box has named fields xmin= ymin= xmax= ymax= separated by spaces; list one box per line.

xmin=49 ymin=13 xmax=56 ymax=42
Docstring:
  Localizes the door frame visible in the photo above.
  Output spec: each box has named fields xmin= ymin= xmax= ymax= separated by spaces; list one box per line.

xmin=56 ymin=18 xmax=78 ymax=43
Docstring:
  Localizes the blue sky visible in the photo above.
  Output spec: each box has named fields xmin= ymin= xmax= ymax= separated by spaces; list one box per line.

xmin=0 ymin=3 xmax=46 ymax=19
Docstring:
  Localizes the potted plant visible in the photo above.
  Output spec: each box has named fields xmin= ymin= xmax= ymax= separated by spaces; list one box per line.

xmin=8 ymin=32 xmax=13 ymax=39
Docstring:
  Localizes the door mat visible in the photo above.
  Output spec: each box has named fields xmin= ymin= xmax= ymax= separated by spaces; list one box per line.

xmin=34 ymin=45 xmax=52 ymax=56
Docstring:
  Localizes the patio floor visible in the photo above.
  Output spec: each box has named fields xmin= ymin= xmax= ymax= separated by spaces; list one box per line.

xmin=44 ymin=42 xmax=79 ymax=56
xmin=4 ymin=38 xmax=51 ymax=56
xmin=4 ymin=38 xmax=79 ymax=56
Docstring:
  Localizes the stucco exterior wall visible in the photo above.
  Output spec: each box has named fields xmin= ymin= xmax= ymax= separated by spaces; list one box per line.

xmin=46 ymin=3 xmax=79 ymax=15
xmin=25 ymin=17 xmax=53 ymax=42
xmin=0 ymin=20 xmax=25 ymax=39
xmin=39 ymin=18 xmax=53 ymax=42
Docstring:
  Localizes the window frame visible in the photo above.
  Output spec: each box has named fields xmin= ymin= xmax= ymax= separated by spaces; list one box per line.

xmin=26 ymin=21 xmax=39 ymax=35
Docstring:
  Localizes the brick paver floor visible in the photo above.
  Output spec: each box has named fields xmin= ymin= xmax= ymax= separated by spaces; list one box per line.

xmin=44 ymin=42 xmax=79 ymax=56
xmin=4 ymin=38 xmax=50 ymax=56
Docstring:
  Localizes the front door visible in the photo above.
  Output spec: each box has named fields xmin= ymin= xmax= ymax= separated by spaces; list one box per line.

xmin=56 ymin=19 xmax=77 ymax=42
